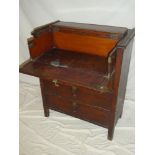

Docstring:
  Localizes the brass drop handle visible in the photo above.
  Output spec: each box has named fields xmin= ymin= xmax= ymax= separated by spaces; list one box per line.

xmin=72 ymin=102 xmax=79 ymax=111
xmin=52 ymin=79 xmax=59 ymax=87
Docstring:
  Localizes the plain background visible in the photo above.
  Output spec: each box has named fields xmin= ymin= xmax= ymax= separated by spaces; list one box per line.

xmin=19 ymin=0 xmax=135 ymax=102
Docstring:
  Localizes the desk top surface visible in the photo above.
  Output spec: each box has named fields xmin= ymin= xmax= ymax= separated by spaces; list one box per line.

xmin=20 ymin=48 xmax=113 ymax=93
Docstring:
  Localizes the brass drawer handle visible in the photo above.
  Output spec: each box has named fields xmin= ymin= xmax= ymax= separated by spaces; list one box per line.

xmin=52 ymin=79 xmax=59 ymax=87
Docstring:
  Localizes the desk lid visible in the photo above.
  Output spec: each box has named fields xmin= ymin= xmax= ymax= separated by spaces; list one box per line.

xmin=53 ymin=21 xmax=128 ymax=39
xmin=20 ymin=49 xmax=113 ymax=93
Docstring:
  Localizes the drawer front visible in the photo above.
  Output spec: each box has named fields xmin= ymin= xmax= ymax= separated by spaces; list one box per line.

xmin=42 ymin=80 xmax=73 ymax=97
xmin=42 ymin=80 xmax=112 ymax=110
xmin=75 ymin=88 xmax=112 ymax=109
xmin=46 ymin=94 xmax=109 ymax=127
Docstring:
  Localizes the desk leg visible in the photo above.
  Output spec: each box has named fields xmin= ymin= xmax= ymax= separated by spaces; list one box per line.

xmin=44 ymin=107 xmax=49 ymax=117
xmin=108 ymin=126 xmax=114 ymax=140
xmin=119 ymin=111 xmax=123 ymax=118
xmin=40 ymin=78 xmax=50 ymax=117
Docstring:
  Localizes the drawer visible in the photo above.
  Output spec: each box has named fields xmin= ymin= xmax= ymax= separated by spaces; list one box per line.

xmin=75 ymin=88 xmax=112 ymax=109
xmin=41 ymin=79 xmax=73 ymax=97
xmin=46 ymin=94 xmax=109 ymax=127
xmin=42 ymin=79 xmax=113 ymax=110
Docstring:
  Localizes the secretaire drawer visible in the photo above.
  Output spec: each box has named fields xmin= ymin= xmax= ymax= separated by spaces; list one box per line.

xmin=41 ymin=79 xmax=113 ymax=110
xmin=46 ymin=94 xmax=109 ymax=127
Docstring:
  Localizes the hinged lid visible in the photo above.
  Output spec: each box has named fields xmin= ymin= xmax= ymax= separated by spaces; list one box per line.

xmin=53 ymin=21 xmax=128 ymax=40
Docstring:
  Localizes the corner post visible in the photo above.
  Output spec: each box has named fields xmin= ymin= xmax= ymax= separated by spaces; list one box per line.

xmin=108 ymin=28 xmax=135 ymax=140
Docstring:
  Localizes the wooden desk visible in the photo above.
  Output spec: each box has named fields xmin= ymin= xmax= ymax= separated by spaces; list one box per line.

xmin=20 ymin=21 xmax=135 ymax=140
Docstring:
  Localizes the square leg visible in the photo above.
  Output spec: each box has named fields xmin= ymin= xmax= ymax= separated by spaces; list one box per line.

xmin=44 ymin=107 xmax=50 ymax=117
xmin=108 ymin=127 xmax=114 ymax=140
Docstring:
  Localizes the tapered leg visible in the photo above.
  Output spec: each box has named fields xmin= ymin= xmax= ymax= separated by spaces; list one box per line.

xmin=40 ymin=78 xmax=50 ymax=117
xmin=108 ymin=127 xmax=114 ymax=140
xmin=44 ymin=107 xmax=49 ymax=117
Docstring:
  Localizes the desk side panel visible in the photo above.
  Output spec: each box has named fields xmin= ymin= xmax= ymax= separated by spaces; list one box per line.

xmin=28 ymin=31 xmax=53 ymax=59
xmin=115 ymin=40 xmax=134 ymax=122
xmin=108 ymin=28 xmax=135 ymax=140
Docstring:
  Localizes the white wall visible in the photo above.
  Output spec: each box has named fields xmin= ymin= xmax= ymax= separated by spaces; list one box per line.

xmin=19 ymin=0 xmax=135 ymax=101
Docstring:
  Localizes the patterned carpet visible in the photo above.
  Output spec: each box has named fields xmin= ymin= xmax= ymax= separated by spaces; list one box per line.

xmin=20 ymin=82 xmax=134 ymax=155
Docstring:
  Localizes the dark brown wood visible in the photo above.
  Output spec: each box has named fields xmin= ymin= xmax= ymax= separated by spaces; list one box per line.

xmin=53 ymin=21 xmax=128 ymax=39
xmin=19 ymin=21 xmax=135 ymax=140
xmin=40 ymin=78 xmax=49 ymax=117
xmin=108 ymin=29 xmax=135 ymax=140
xmin=19 ymin=48 xmax=114 ymax=92
xmin=44 ymin=92 xmax=110 ymax=127
xmin=41 ymin=79 xmax=113 ymax=110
